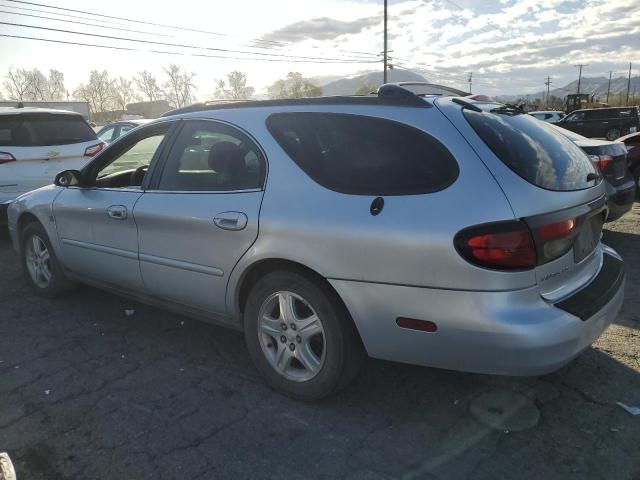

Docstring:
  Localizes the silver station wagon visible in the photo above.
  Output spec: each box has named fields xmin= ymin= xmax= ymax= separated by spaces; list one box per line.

xmin=7 ymin=85 xmax=625 ymax=400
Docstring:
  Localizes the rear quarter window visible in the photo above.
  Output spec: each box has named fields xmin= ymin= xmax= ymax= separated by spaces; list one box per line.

xmin=266 ymin=112 xmax=459 ymax=195
xmin=0 ymin=113 xmax=97 ymax=147
xmin=464 ymin=109 xmax=597 ymax=191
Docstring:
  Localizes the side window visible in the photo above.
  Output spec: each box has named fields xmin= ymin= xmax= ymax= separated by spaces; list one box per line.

xmin=544 ymin=113 xmax=553 ymax=120
xmin=119 ymin=124 xmax=136 ymax=136
xmin=157 ymin=120 xmax=265 ymax=191
xmin=93 ymin=123 xmax=171 ymax=188
xmin=566 ymin=112 xmax=584 ymax=122
xmin=266 ymin=112 xmax=459 ymax=195
xmin=97 ymin=126 xmax=115 ymax=143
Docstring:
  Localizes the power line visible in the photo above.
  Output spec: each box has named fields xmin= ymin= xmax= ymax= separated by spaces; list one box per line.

xmin=0 ymin=2 xmax=173 ymax=36
xmin=606 ymin=70 xmax=614 ymax=104
xmin=3 ymin=0 xmax=380 ymax=59
xmin=0 ymin=21 xmax=378 ymax=63
xmin=0 ymin=8 xmax=173 ymax=38
xmin=0 ymin=34 xmax=382 ymax=64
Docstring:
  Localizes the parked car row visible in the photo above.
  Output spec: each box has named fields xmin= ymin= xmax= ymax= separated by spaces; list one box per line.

xmin=4 ymin=84 xmax=626 ymax=400
xmin=530 ymin=106 xmax=639 ymax=141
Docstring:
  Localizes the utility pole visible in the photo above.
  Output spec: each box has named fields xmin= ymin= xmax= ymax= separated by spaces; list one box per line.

xmin=606 ymin=71 xmax=614 ymax=104
xmin=626 ymin=62 xmax=632 ymax=106
xmin=467 ymin=72 xmax=472 ymax=94
xmin=545 ymin=76 xmax=552 ymax=109
xmin=574 ymin=64 xmax=587 ymax=95
xmin=383 ymin=0 xmax=388 ymax=84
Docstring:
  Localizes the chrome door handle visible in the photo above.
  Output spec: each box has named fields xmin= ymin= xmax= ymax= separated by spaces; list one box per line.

xmin=107 ymin=205 xmax=127 ymax=220
xmin=214 ymin=211 xmax=248 ymax=231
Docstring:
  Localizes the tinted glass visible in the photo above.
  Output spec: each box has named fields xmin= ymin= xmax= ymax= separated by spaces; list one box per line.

xmin=158 ymin=121 xmax=265 ymax=191
xmin=464 ymin=110 xmax=597 ymax=191
xmin=266 ymin=113 xmax=459 ymax=195
xmin=0 ymin=113 xmax=97 ymax=146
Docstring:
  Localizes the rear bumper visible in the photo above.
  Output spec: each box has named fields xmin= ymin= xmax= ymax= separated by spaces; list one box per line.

xmin=330 ymin=247 xmax=624 ymax=376
xmin=605 ymin=175 xmax=636 ymax=222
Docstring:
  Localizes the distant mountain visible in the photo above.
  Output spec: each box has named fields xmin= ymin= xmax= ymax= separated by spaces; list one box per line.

xmin=499 ymin=75 xmax=640 ymax=103
xmin=319 ymin=69 xmax=427 ymax=96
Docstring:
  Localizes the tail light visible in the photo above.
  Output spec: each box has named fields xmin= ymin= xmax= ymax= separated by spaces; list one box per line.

xmin=455 ymin=217 xmax=581 ymax=270
xmin=454 ymin=221 xmax=536 ymax=270
xmin=0 ymin=152 xmax=16 ymax=164
xmin=84 ymin=142 xmax=105 ymax=157
xmin=533 ymin=218 xmax=578 ymax=263
xmin=588 ymin=154 xmax=613 ymax=172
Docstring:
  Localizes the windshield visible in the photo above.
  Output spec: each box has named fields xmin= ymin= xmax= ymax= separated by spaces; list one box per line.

xmin=464 ymin=109 xmax=597 ymax=191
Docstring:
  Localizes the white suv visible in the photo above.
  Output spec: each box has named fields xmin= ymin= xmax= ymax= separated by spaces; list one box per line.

xmin=0 ymin=107 xmax=104 ymax=220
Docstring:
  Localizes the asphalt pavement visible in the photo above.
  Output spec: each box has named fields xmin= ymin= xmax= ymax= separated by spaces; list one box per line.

xmin=1 ymin=206 xmax=640 ymax=480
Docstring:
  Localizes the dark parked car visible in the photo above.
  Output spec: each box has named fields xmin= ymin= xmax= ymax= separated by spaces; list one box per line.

xmin=551 ymin=124 xmax=635 ymax=221
xmin=555 ymin=107 xmax=639 ymax=141
xmin=617 ymin=131 xmax=640 ymax=194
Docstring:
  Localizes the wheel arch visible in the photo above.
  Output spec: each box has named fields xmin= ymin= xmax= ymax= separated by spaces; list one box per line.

xmin=232 ymin=258 xmax=364 ymax=345
xmin=16 ymin=212 xmax=41 ymax=250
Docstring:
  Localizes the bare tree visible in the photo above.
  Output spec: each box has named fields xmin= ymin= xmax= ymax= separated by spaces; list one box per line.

xmin=4 ymin=68 xmax=31 ymax=100
xmin=113 ymin=77 xmax=138 ymax=111
xmin=163 ymin=64 xmax=196 ymax=108
xmin=135 ymin=70 xmax=162 ymax=102
xmin=267 ymin=72 xmax=322 ymax=99
xmin=214 ymin=71 xmax=254 ymax=100
xmin=24 ymin=69 xmax=48 ymax=101
xmin=74 ymin=70 xmax=115 ymax=113
xmin=46 ymin=69 xmax=66 ymax=101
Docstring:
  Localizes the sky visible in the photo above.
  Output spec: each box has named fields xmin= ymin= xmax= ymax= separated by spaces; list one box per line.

xmin=0 ymin=0 xmax=639 ymax=100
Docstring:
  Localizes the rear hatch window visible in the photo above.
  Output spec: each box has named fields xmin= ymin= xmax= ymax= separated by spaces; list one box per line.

xmin=0 ymin=113 xmax=97 ymax=147
xmin=464 ymin=109 xmax=597 ymax=191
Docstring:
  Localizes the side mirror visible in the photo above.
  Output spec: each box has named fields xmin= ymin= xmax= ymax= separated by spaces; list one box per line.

xmin=54 ymin=170 xmax=83 ymax=187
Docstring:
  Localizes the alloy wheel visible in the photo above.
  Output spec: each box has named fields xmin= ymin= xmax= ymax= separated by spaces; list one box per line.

xmin=25 ymin=234 xmax=52 ymax=288
xmin=257 ymin=291 xmax=325 ymax=382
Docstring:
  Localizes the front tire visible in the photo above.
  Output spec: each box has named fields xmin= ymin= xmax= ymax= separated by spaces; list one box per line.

xmin=243 ymin=270 xmax=364 ymax=401
xmin=21 ymin=222 xmax=77 ymax=298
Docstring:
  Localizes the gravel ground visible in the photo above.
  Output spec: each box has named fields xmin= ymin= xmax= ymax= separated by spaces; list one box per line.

xmin=1 ymin=205 xmax=640 ymax=480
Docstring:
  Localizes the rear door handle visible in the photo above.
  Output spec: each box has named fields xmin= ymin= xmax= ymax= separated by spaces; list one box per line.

xmin=214 ymin=211 xmax=248 ymax=231
xmin=107 ymin=205 xmax=127 ymax=220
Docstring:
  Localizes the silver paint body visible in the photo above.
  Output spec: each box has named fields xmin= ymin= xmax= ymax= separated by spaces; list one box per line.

xmin=7 ymin=96 xmax=624 ymax=375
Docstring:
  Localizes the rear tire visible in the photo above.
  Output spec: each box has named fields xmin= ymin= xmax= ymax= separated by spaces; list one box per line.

xmin=606 ymin=128 xmax=621 ymax=141
xmin=243 ymin=270 xmax=365 ymax=401
xmin=21 ymin=222 xmax=77 ymax=298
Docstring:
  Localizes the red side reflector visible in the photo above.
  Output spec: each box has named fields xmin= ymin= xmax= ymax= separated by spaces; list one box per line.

xmin=538 ymin=218 xmax=576 ymax=241
xmin=396 ymin=317 xmax=438 ymax=332
xmin=84 ymin=142 xmax=105 ymax=157
xmin=0 ymin=152 xmax=16 ymax=164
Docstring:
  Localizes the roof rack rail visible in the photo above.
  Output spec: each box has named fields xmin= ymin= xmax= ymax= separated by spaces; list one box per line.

xmin=161 ymin=93 xmax=430 ymax=117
